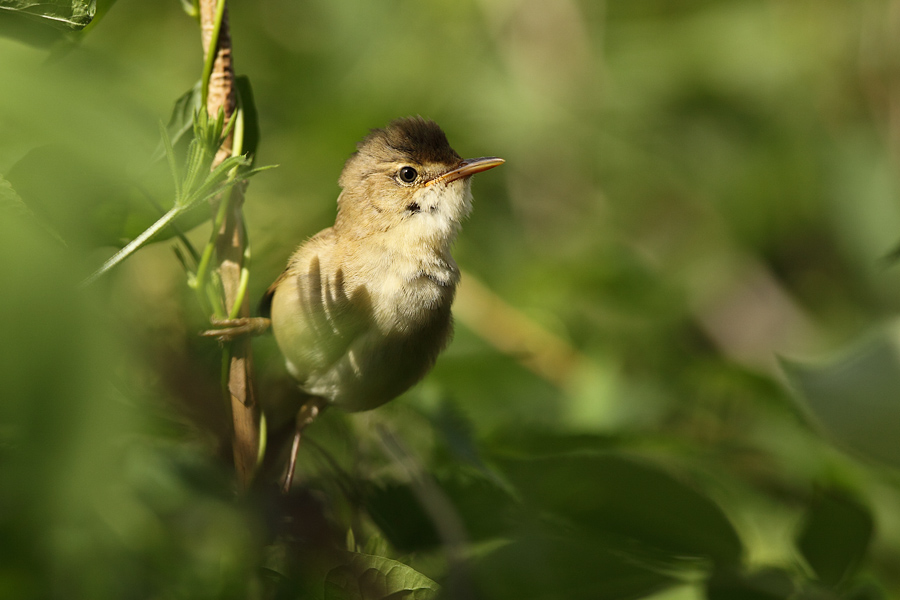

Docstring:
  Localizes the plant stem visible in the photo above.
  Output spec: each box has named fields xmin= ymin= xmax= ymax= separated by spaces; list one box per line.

xmin=199 ymin=0 xmax=260 ymax=490
xmin=228 ymin=220 xmax=252 ymax=320
xmin=200 ymin=0 xmax=227 ymax=108
xmin=194 ymin=187 xmax=231 ymax=318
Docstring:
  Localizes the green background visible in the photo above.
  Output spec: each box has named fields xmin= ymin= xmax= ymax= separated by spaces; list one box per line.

xmin=4 ymin=1 xmax=900 ymax=598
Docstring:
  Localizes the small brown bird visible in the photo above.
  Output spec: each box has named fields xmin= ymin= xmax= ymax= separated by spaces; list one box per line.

xmin=260 ymin=117 xmax=503 ymax=489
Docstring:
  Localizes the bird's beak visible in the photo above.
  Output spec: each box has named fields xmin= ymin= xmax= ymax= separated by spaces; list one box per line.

xmin=425 ymin=157 xmax=505 ymax=187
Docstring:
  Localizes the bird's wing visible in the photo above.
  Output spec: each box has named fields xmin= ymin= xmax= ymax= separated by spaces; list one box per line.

xmin=258 ymin=270 xmax=287 ymax=318
xmin=267 ymin=228 xmax=376 ymax=389
xmin=259 ymin=228 xmax=336 ymax=319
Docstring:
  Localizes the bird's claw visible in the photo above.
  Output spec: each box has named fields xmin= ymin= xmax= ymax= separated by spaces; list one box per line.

xmin=200 ymin=317 xmax=271 ymax=342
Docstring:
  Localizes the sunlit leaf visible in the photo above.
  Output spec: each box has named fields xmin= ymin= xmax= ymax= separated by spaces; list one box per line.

xmin=177 ymin=0 xmax=197 ymax=18
xmin=324 ymin=552 xmax=439 ymax=600
xmin=0 ymin=0 xmax=95 ymax=29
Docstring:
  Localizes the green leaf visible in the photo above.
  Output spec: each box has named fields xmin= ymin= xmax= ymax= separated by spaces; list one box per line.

xmin=177 ymin=0 xmax=198 ymax=18
xmin=797 ymin=490 xmax=873 ymax=587
xmin=323 ymin=552 xmax=439 ymax=600
xmin=5 ymin=145 xmax=156 ymax=248
xmin=364 ymin=483 xmax=439 ymax=553
xmin=782 ymin=330 xmax=900 ymax=467
xmin=430 ymin=399 xmax=489 ymax=472
xmin=84 ymin=104 xmax=269 ymax=284
xmin=160 ymin=121 xmax=182 ymax=202
xmin=706 ymin=567 xmax=796 ymax=600
xmin=0 ymin=0 xmax=95 ymax=29
xmin=235 ymin=75 xmax=261 ymax=161
xmin=0 ymin=173 xmax=66 ymax=246
xmin=0 ymin=11 xmax=62 ymax=46
xmin=152 ymin=82 xmax=202 ymax=163
xmin=495 ymin=452 xmax=744 ymax=566
xmin=0 ymin=0 xmax=114 ymax=47
xmin=361 ymin=534 xmax=389 ymax=558
xmin=0 ymin=172 xmax=31 ymax=217
xmin=364 ymin=470 xmax=517 ymax=553
xmin=473 ymin=533 xmax=675 ymax=600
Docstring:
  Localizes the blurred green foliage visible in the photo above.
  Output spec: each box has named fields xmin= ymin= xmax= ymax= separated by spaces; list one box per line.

xmin=4 ymin=0 xmax=900 ymax=599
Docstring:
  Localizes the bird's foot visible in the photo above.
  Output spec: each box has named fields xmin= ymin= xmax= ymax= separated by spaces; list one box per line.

xmin=200 ymin=317 xmax=271 ymax=342
xmin=282 ymin=397 xmax=328 ymax=494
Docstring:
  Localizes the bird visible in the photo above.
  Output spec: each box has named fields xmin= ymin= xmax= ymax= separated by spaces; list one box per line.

xmin=258 ymin=117 xmax=504 ymax=490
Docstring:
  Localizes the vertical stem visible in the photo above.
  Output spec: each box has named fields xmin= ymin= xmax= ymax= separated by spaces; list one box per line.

xmin=201 ymin=0 xmax=236 ymax=167
xmin=199 ymin=0 xmax=260 ymax=490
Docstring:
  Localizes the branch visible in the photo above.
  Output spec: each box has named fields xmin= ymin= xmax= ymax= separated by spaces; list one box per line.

xmin=199 ymin=0 xmax=260 ymax=490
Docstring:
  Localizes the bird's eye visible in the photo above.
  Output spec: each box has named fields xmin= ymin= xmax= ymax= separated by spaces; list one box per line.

xmin=398 ymin=166 xmax=418 ymax=183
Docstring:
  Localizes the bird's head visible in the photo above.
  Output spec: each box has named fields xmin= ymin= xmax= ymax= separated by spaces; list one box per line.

xmin=335 ymin=117 xmax=504 ymax=249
